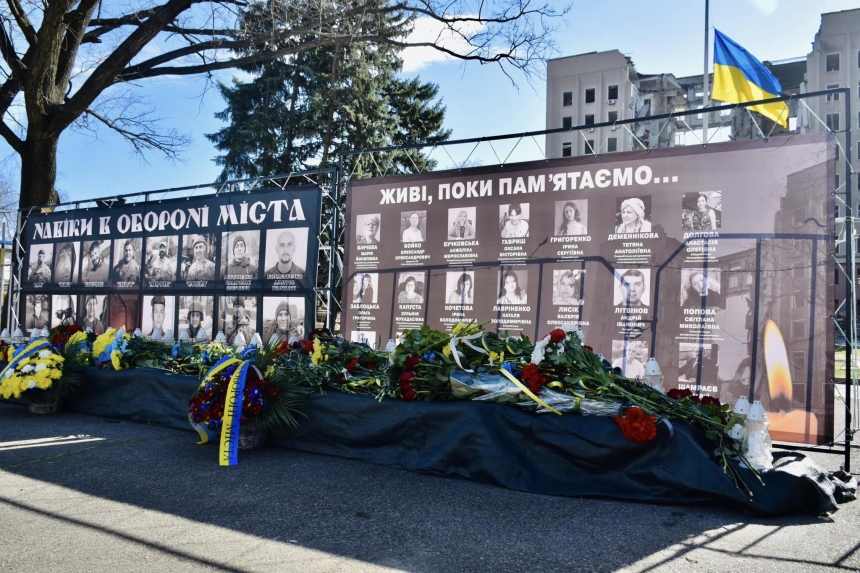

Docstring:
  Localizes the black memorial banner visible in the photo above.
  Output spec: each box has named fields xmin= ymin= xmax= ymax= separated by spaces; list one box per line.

xmin=343 ymin=134 xmax=836 ymax=445
xmin=20 ymin=185 xmax=322 ymax=344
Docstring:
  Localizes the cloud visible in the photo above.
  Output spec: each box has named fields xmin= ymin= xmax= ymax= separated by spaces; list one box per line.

xmin=749 ymin=0 xmax=778 ymax=15
xmin=401 ymin=16 xmax=487 ymax=73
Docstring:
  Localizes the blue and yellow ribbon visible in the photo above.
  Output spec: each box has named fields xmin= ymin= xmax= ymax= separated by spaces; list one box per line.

xmin=189 ymin=356 xmax=242 ymax=445
xmin=219 ymin=360 xmax=251 ymax=466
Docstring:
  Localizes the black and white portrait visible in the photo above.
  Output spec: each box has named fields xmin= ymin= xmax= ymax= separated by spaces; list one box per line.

xmin=447 ymin=207 xmax=476 ymax=240
xmin=554 ymin=200 xmax=588 ymax=236
xmin=24 ymin=294 xmax=49 ymax=332
xmin=27 ymin=244 xmax=53 ymax=284
xmin=446 ymin=271 xmax=474 ymax=305
xmin=53 ymin=242 xmax=79 ymax=285
xmin=355 ymin=213 xmax=381 ymax=245
xmin=352 ymin=273 xmax=378 ymax=304
xmin=678 ymin=343 xmax=719 ymax=384
xmin=614 ymin=269 xmax=650 ymax=307
xmin=78 ymin=294 xmax=107 ymax=333
xmin=351 ymin=331 xmax=377 ymax=347
xmin=144 ymin=236 xmax=178 ymax=282
xmin=178 ymin=295 xmax=214 ymax=341
xmin=261 ymin=297 xmax=305 ymax=343
xmin=680 ymin=268 xmax=723 ymax=309
xmin=51 ymin=294 xmax=76 ymax=328
xmin=682 ymin=192 xmax=721 ymax=231
xmin=180 ymin=234 xmax=216 ymax=282
xmin=263 ymin=228 xmax=308 ymax=278
xmin=110 ymin=238 xmax=142 ymax=286
xmin=611 ymin=340 xmax=649 ymax=380
xmin=497 ymin=269 xmax=528 ymax=305
xmin=142 ymin=295 xmax=174 ymax=338
xmin=220 ymin=296 xmax=257 ymax=345
xmin=81 ymin=240 xmax=110 ymax=285
xmin=397 ymin=272 xmax=425 ymax=304
xmin=400 ymin=210 xmax=426 ymax=242
xmin=552 ymin=269 xmax=585 ymax=305
xmin=615 ymin=197 xmax=652 ymax=234
xmin=221 ymin=231 xmax=260 ymax=279
xmin=498 ymin=203 xmax=530 ymax=238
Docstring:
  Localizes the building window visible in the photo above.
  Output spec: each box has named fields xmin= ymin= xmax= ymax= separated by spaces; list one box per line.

xmin=585 ymin=88 xmax=595 ymax=104
xmin=826 ymin=83 xmax=841 ymax=101
xmin=729 ymin=276 xmax=740 ymax=289
xmin=836 ymin=173 xmax=840 ymax=189
xmin=826 ymin=53 xmax=840 ymax=72
xmin=608 ymin=111 xmax=618 ymax=124
xmin=826 ymin=113 xmax=840 ymax=131
xmin=791 ymin=320 xmax=806 ymax=340
xmin=791 ymin=351 xmax=806 ymax=374
xmin=562 ymin=142 xmax=572 ymax=157
xmin=584 ymin=114 xmax=594 ymax=125
xmin=837 ymin=204 xmax=841 ymax=218
xmin=607 ymin=138 xmax=617 ymax=152
xmin=607 ymin=85 xmax=619 ymax=100
xmin=562 ymin=116 xmax=572 ymax=129
xmin=585 ymin=140 xmax=595 ymax=154
xmin=791 ymin=292 xmax=807 ymax=309
xmin=857 ymin=50 xmax=860 ymax=68
xmin=857 ymin=81 xmax=860 ymax=99
xmin=563 ymin=91 xmax=573 ymax=106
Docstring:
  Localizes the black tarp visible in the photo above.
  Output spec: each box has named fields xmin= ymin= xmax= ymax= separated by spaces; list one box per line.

xmin=33 ymin=367 xmax=856 ymax=515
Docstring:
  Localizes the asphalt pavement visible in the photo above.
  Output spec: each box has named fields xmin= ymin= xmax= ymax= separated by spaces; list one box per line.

xmin=0 ymin=402 xmax=858 ymax=573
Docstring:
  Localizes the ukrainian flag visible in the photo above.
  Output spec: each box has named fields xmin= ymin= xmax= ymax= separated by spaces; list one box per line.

xmin=712 ymin=29 xmax=789 ymax=127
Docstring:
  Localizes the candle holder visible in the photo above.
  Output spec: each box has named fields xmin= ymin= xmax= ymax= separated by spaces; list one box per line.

xmin=215 ymin=331 xmax=227 ymax=343
xmin=743 ymin=400 xmax=773 ymax=471
xmin=643 ymin=358 xmax=664 ymax=393
xmin=234 ymin=332 xmax=246 ymax=353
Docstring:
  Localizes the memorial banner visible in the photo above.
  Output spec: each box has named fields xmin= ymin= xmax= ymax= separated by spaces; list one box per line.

xmin=343 ymin=134 xmax=836 ymax=445
xmin=20 ymin=185 xmax=322 ymax=344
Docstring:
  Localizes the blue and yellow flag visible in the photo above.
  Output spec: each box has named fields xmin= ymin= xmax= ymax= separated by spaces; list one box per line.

xmin=712 ymin=29 xmax=789 ymax=127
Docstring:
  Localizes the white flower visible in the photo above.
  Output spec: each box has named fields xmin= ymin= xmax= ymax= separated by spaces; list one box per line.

xmin=38 ymin=350 xmax=51 ymax=359
xmin=531 ymin=336 xmax=550 ymax=365
xmin=4 ymin=369 xmax=13 ymax=378
xmin=727 ymin=423 xmax=745 ymax=441
xmin=26 ymin=380 xmax=36 ymax=389
xmin=21 ymin=364 xmax=35 ymax=373
xmin=34 ymin=363 xmax=47 ymax=372
xmin=561 ymin=323 xmax=584 ymax=343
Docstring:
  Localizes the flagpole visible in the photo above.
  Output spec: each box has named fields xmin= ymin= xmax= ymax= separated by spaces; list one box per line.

xmin=702 ymin=0 xmax=710 ymax=145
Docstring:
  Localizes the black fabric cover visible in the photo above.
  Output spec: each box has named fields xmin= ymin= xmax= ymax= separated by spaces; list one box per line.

xmin=53 ymin=367 xmax=858 ymax=515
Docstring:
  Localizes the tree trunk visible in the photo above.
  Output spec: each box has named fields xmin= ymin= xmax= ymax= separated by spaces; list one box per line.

xmin=20 ymin=135 xmax=60 ymax=209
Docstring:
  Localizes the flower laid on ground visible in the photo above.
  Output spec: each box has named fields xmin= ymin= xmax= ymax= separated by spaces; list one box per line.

xmin=615 ymin=406 xmax=658 ymax=443
xmin=0 ymin=341 xmax=65 ymax=399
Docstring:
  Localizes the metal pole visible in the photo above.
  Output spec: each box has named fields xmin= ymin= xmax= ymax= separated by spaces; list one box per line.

xmin=327 ymin=155 xmax=343 ymax=331
xmin=844 ymin=87 xmax=854 ymax=473
xmin=702 ymin=0 xmax=710 ymax=145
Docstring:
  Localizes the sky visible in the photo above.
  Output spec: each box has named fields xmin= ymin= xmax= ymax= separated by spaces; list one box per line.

xmin=3 ymin=0 xmax=859 ymax=203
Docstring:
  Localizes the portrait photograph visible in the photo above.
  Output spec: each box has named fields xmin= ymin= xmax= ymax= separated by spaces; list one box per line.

xmin=351 ymin=330 xmax=377 ymax=348
xmin=27 ymin=243 xmax=53 ymax=284
xmin=52 ymin=241 xmax=79 ymax=285
xmin=611 ymin=339 xmax=649 ymax=380
xmin=77 ymin=294 xmax=108 ymax=334
xmin=51 ymin=294 xmax=76 ymax=328
xmin=81 ymin=240 xmax=111 ymax=284
xmin=263 ymin=227 xmax=308 ymax=277
xmin=552 ymin=269 xmax=585 ymax=305
xmin=397 ymin=272 xmax=426 ymax=304
xmin=400 ymin=210 xmax=427 ymax=242
xmin=352 ymin=273 xmax=378 ymax=304
xmin=144 ymin=236 xmax=178 ymax=282
xmin=678 ymin=343 xmax=720 ymax=384
xmin=613 ymin=268 xmax=651 ymax=307
xmin=107 ymin=294 xmax=140 ymax=332
xmin=447 ymin=207 xmax=476 ymax=240
xmin=261 ymin=296 xmax=305 ymax=343
xmin=178 ymin=295 xmax=214 ymax=341
xmin=219 ymin=296 xmax=258 ymax=345
xmin=355 ymin=213 xmax=381 ymax=245
xmin=180 ymin=233 xmax=217 ymax=282
xmin=110 ymin=237 xmax=142 ymax=286
xmin=680 ymin=268 xmax=724 ymax=309
xmin=682 ymin=191 xmax=722 ymax=231
xmin=221 ymin=230 xmax=260 ymax=278
xmin=23 ymin=294 xmax=49 ymax=332
xmin=554 ymin=200 xmax=588 ymax=236
xmin=142 ymin=295 xmax=175 ymax=338
xmin=498 ymin=203 xmax=530 ymax=238
xmin=496 ymin=269 xmax=528 ymax=305
xmin=615 ymin=196 xmax=652 ymax=234
xmin=445 ymin=271 xmax=475 ymax=305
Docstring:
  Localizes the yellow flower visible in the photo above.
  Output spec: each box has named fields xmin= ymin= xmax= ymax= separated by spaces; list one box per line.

xmin=489 ymin=351 xmax=504 ymax=364
xmin=92 ymin=329 xmax=117 ymax=358
xmin=6 ymin=347 xmax=14 ymax=361
xmin=68 ymin=331 xmax=87 ymax=347
xmin=111 ymin=350 xmax=124 ymax=371
xmin=442 ymin=344 xmax=452 ymax=358
xmin=452 ymin=323 xmax=466 ymax=335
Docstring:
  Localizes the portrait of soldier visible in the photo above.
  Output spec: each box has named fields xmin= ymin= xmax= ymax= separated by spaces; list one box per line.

xmin=223 ymin=233 xmax=258 ymax=277
xmin=146 ymin=238 xmax=177 ymax=282
xmin=224 ymin=296 xmax=253 ymax=345
xmin=182 ymin=235 xmax=216 ymax=281
xmin=79 ymin=294 xmax=105 ymax=333
xmin=24 ymin=294 xmax=49 ymax=331
xmin=111 ymin=239 xmax=140 ymax=285
xmin=52 ymin=294 xmax=75 ymax=328
xmin=82 ymin=241 xmax=110 ymax=283
xmin=53 ymin=242 xmax=78 ymax=284
xmin=185 ymin=300 xmax=207 ymax=340
xmin=262 ymin=299 xmax=303 ymax=343
xmin=147 ymin=296 xmax=168 ymax=338
xmin=28 ymin=247 xmax=52 ymax=283
xmin=265 ymin=230 xmax=304 ymax=276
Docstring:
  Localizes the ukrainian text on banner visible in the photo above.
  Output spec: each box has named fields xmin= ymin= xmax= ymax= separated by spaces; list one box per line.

xmin=342 ymin=134 xmax=836 ymax=446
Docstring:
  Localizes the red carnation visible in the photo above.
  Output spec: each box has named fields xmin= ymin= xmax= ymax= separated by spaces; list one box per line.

xmin=399 ymin=371 xmax=415 ymax=383
xmin=401 ymin=387 xmax=416 ymax=402
xmin=615 ymin=407 xmax=658 ymax=444
xmin=548 ymin=329 xmax=566 ymax=344
xmin=345 ymin=358 xmax=360 ymax=373
xmin=700 ymin=396 xmax=721 ymax=408
xmin=584 ymin=345 xmax=594 ymax=352
xmin=298 ymin=339 xmax=314 ymax=354
xmin=667 ymin=388 xmax=693 ymax=400
xmin=404 ymin=355 xmax=421 ymax=370
xmin=521 ymin=363 xmax=548 ymax=394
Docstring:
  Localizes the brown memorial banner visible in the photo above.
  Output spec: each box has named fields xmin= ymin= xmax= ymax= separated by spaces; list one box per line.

xmin=343 ymin=133 xmax=836 ymax=445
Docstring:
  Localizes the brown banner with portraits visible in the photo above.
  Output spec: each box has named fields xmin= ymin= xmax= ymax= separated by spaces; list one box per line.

xmin=343 ymin=134 xmax=836 ymax=445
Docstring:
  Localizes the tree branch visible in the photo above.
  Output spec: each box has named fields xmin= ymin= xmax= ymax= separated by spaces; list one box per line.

xmin=0 ymin=119 xmax=23 ymax=153
xmin=0 ymin=21 xmax=26 ymax=79
xmin=55 ymin=0 xmax=102 ymax=92
xmin=83 ymin=106 xmax=190 ymax=158
xmin=6 ymin=0 xmax=38 ymax=46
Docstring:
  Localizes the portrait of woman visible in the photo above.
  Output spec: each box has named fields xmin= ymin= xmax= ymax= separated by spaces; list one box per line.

xmin=555 ymin=201 xmax=587 ymax=236
xmin=681 ymin=192 xmax=721 ymax=231
xmin=497 ymin=270 xmax=527 ymax=305
xmin=552 ymin=270 xmax=584 ymax=305
xmin=615 ymin=198 xmax=652 ymax=234
xmin=53 ymin=242 xmax=78 ymax=284
xmin=401 ymin=211 xmax=425 ymax=242
xmin=356 ymin=214 xmax=381 ymax=244
xmin=499 ymin=203 xmax=529 ymax=238
xmin=397 ymin=275 xmax=424 ymax=304
xmin=680 ymin=269 xmax=723 ymax=309
xmin=353 ymin=274 xmax=375 ymax=303
xmin=448 ymin=209 xmax=476 ymax=239
xmin=447 ymin=272 xmax=474 ymax=304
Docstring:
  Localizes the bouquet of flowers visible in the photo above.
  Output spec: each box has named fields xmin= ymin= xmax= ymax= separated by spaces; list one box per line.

xmin=93 ymin=328 xmax=170 ymax=370
xmin=304 ymin=330 xmax=392 ymax=399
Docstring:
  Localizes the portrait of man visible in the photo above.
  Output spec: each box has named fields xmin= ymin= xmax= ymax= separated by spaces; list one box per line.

xmin=24 ymin=294 xmax=48 ymax=331
xmin=181 ymin=235 xmax=216 ymax=281
xmin=111 ymin=239 xmax=140 ymax=285
xmin=53 ymin=242 xmax=79 ymax=284
xmin=78 ymin=294 xmax=106 ymax=333
xmin=678 ymin=343 xmax=720 ymax=385
xmin=400 ymin=210 xmax=426 ymax=242
xmin=143 ymin=295 xmax=174 ymax=338
xmin=221 ymin=231 xmax=260 ymax=278
xmin=82 ymin=240 xmax=110 ymax=284
xmin=179 ymin=296 xmax=213 ymax=341
xmin=614 ymin=269 xmax=650 ymax=308
xmin=51 ymin=294 xmax=75 ymax=328
xmin=611 ymin=340 xmax=649 ymax=380
xmin=27 ymin=245 xmax=52 ymax=284
xmin=262 ymin=297 xmax=304 ymax=343
xmin=145 ymin=237 xmax=177 ymax=282
xmin=264 ymin=228 xmax=307 ymax=277
xmin=222 ymin=296 xmax=256 ymax=344
xmin=356 ymin=214 xmax=381 ymax=245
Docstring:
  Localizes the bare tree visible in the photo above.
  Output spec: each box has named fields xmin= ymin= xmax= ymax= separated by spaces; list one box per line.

xmin=0 ymin=0 xmax=565 ymax=208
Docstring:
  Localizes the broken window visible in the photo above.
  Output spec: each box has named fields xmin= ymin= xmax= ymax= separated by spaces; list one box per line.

xmin=563 ymin=91 xmax=573 ymax=106
xmin=826 ymin=53 xmax=840 ymax=72
xmin=585 ymin=88 xmax=595 ymax=104
xmin=607 ymin=85 xmax=618 ymax=100
xmin=562 ymin=142 xmax=572 ymax=157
